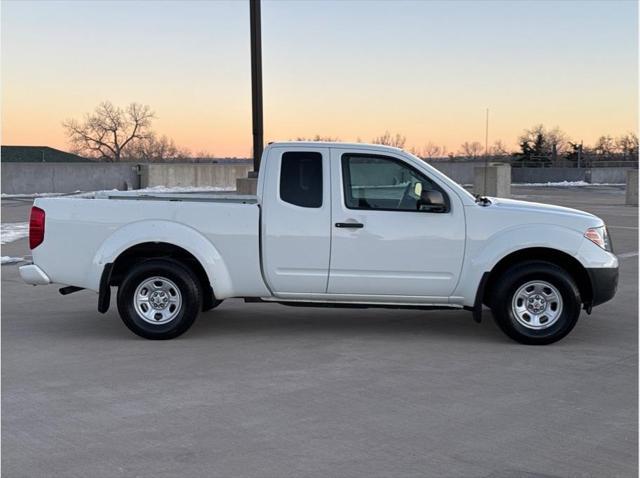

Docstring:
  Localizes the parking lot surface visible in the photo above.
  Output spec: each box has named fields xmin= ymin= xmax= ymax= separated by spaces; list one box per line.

xmin=2 ymin=186 xmax=637 ymax=478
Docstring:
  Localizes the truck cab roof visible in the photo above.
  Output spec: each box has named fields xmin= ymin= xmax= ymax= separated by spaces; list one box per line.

xmin=266 ymin=141 xmax=403 ymax=153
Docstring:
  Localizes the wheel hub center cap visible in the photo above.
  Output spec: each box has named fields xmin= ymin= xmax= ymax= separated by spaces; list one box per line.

xmin=527 ymin=294 xmax=547 ymax=313
xmin=149 ymin=291 xmax=169 ymax=309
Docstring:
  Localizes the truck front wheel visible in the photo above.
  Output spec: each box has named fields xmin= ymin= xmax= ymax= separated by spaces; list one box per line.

xmin=489 ymin=261 xmax=581 ymax=345
xmin=203 ymin=298 xmax=223 ymax=312
xmin=117 ymin=259 xmax=202 ymax=340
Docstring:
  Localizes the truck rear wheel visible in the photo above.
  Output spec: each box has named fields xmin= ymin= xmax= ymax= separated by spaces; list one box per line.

xmin=489 ymin=261 xmax=581 ymax=345
xmin=117 ymin=259 xmax=202 ymax=340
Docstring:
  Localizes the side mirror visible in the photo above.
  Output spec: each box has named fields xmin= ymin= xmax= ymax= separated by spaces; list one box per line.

xmin=419 ymin=189 xmax=447 ymax=212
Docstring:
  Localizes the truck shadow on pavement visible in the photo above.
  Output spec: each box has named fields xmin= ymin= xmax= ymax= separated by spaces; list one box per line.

xmin=39 ymin=303 xmax=510 ymax=344
xmin=186 ymin=304 xmax=507 ymax=344
xmin=7 ymin=292 xmax=610 ymax=345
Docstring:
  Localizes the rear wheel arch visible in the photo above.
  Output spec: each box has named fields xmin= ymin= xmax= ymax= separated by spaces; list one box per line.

xmin=483 ymin=247 xmax=592 ymax=308
xmin=108 ymin=242 xmax=220 ymax=312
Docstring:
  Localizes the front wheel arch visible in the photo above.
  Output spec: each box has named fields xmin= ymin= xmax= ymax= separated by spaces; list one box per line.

xmin=483 ymin=247 xmax=592 ymax=309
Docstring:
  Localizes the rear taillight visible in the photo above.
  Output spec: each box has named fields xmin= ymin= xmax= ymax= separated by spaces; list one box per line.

xmin=29 ymin=206 xmax=45 ymax=249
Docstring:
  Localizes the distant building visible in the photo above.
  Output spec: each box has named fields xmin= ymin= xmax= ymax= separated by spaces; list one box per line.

xmin=1 ymin=146 xmax=91 ymax=162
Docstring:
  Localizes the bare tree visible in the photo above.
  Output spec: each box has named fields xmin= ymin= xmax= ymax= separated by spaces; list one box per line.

xmin=294 ymin=134 xmax=340 ymax=142
xmin=489 ymin=140 xmax=509 ymax=156
xmin=518 ymin=124 xmax=569 ymax=161
xmin=616 ymin=132 xmax=639 ymax=159
xmin=422 ymin=142 xmax=442 ymax=159
xmin=594 ymin=135 xmax=616 ymax=158
xmin=193 ymin=150 xmax=218 ymax=160
xmin=459 ymin=141 xmax=484 ymax=159
xmin=63 ymin=101 xmax=155 ymax=161
xmin=128 ymin=133 xmax=190 ymax=161
xmin=546 ymin=126 xmax=569 ymax=158
xmin=372 ymin=131 xmax=406 ymax=148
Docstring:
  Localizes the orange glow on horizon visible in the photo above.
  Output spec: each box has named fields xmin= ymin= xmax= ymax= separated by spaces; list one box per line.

xmin=2 ymin=97 xmax=637 ymax=158
xmin=1 ymin=0 xmax=637 ymax=158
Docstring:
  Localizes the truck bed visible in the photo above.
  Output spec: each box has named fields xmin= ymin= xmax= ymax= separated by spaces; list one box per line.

xmin=30 ymin=192 xmax=269 ymax=298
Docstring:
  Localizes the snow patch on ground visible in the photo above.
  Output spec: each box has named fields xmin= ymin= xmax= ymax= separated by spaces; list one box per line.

xmin=515 ymin=181 xmax=624 ymax=187
xmin=1 ymin=222 xmax=29 ymax=244
xmin=1 ymin=256 xmax=25 ymax=265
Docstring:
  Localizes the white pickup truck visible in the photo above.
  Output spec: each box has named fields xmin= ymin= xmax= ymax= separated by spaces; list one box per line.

xmin=20 ymin=142 xmax=618 ymax=344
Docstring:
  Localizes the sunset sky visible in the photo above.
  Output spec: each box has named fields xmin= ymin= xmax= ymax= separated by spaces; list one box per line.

xmin=1 ymin=0 xmax=637 ymax=158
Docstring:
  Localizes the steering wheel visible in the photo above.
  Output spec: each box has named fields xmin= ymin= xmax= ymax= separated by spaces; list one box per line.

xmin=397 ymin=182 xmax=414 ymax=209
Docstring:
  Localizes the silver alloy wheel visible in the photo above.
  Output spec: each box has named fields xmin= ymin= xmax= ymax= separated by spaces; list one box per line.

xmin=133 ymin=276 xmax=182 ymax=325
xmin=511 ymin=280 xmax=563 ymax=330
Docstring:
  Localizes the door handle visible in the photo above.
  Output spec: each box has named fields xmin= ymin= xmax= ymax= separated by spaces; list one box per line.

xmin=335 ymin=222 xmax=364 ymax=229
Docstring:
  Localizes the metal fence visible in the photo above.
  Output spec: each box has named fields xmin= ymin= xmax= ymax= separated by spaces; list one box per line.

xmin=510 ymin=159 xmax=639 ymax=169
xmin=422 ymin=154 xmax=638 ymax=169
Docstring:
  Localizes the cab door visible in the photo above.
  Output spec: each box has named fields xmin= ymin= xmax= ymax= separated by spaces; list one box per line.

xmin=261 ymin=147 xmax=332 ymax=295
xmin=327 ymin=148 xmax=465 ymax=301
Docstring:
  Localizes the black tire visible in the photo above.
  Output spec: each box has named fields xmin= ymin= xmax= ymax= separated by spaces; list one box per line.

xmin=489 ymin=261 xmax=581 ymax=345
xmin=117 ymin=259 xmax=202 ymax=340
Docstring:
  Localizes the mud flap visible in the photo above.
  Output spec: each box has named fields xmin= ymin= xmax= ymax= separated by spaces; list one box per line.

xmin=98 ymin=263 xmax=113 ymax=313
xmin=471 ymin=272 xmax=490 ymax=324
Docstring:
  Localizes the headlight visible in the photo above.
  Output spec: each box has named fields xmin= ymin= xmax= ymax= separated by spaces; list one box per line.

xmin=584 ymin=226 xmax=613 ymax=252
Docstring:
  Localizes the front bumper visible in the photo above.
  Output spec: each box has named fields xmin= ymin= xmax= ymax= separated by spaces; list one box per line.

xmin=19 ymin=264 xmax=51 ymax=285
xmin=586 ymin=266 xmax=619 ymax=307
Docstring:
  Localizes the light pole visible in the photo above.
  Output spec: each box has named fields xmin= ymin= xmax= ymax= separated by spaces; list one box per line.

xmin=484 ymin=108 xmax=489 ymax=157
xmin=249 ymin=0 xmax=263 ymax=175
xmin=483 ymin=108 xmax=489 ymax=194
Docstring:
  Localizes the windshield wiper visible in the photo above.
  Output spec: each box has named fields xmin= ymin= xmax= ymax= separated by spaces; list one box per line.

xmin=474 ymin=194 xmax=491 ymax=206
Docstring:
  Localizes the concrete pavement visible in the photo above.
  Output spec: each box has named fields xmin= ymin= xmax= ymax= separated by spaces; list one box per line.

xmin=2 ymin=186 xmax=637 ymax=478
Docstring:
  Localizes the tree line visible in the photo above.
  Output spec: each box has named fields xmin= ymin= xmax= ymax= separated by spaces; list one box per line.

xmin=64 ymin=102 xmax=638 ymax=163
xmin=512 ymin=125 xmax=638 ymax=164
xmin=299 ymin=127 xmax=638 ymax=163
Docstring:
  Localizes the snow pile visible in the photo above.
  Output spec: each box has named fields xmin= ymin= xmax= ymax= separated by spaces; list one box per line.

xmin=516 ymin=181 xmax=624 ymax=187
xmin=1 ymin=191 xmax=82 ymax=199
xmin=1 ymin=222 xmax=29 ymax=244
xmin=1 ymin=256 xmax=25 ymax=265
xmin=2 ymin=186 xmax=235 ymax=199
xmin=136 ymin=185 xmax=235 ymax=193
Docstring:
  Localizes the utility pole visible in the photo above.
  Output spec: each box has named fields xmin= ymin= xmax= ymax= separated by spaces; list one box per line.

xmin=484 ymin=108 xmax=489 ymax=157
xmin=249 ymin=0 xmax=263 ymax=175
xmin=578 ymin=140 xmax=583 ymax=169
xmin=483 ymin=108 xmax=489 ymax=194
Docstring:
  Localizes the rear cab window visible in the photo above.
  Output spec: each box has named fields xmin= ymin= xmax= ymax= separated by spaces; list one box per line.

xmin=280 ymin=151 xmax=323 ymax=208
